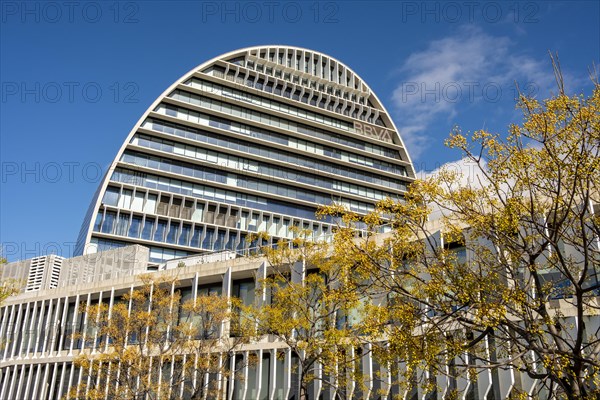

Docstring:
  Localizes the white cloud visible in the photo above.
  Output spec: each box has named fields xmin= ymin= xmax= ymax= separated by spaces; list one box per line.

xmin=416 ymin=157 xmax=493 ymax=221
xmin=392 ymin=26 xmax=555 ymax=159
xmin=416 ymin=157 xmax=490 ymax=188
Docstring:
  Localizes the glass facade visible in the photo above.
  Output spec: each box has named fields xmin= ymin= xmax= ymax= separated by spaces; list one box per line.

xmin=75 ymin=46 xmax=415 ymax=261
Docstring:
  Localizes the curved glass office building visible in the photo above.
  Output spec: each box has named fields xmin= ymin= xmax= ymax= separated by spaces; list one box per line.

xmin=74 ymin=46 xmax=416 ymax=262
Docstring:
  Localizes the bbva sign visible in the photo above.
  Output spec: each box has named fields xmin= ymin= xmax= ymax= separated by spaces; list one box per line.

xmin=354 ymin=121 xmax=393 ymax=142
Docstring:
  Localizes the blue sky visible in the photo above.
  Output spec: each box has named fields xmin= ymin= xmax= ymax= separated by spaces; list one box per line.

xmin=1 ymin=1 xmax=598 ymax=261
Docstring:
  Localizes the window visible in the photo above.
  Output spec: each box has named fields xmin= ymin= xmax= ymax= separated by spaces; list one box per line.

xmin=166 ymin=221 xmax=180 ymax=243
xmin=231 ymin=279 xmax=255 ymax=337
xmin=118 ymin=189 xmax=133 ymax=209
xmin=178 ymin=224 xmax=191 ymax=246
xmin=128 ymin=216 xmax=142 ymax=238
xmin=157 ymin=196 xmax=170 ymax=216
xmin=131 ymin=191 xmax=144 ymax=212
xmin=226 ymin=231 xmax=237 ymax=250
xmin=154 ymin=220 xmax=167 ymax=242
xmin=192 ymin=203 xmax=204 ymax=222
xmin=93 ymin=212 xmax=103 ymax=231
xmin=101 ymin=212 xmax=116 ymax=234
xmin=141 ymin=218 xmax=155 ymax=240
xmin=258 ymin=352 xmax=271 ymax=399
xmin=144 ymin=193 xmax=157 ymax=213
xmin=214 ymin=229 xmax=226 ymax=250
xmin=102 ymin=187 xmax=119 ymax=206
xmin=190 ymin=225 xmax=202 ymax=247
xmin=446 ymin=242 xmax=467 ymax=265
xmin=202 ymin=227 xmax=214 ymax=250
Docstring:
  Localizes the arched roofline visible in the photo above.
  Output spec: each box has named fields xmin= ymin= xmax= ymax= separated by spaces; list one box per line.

xmin=78 ymin=46 xmax=415 ymax=252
